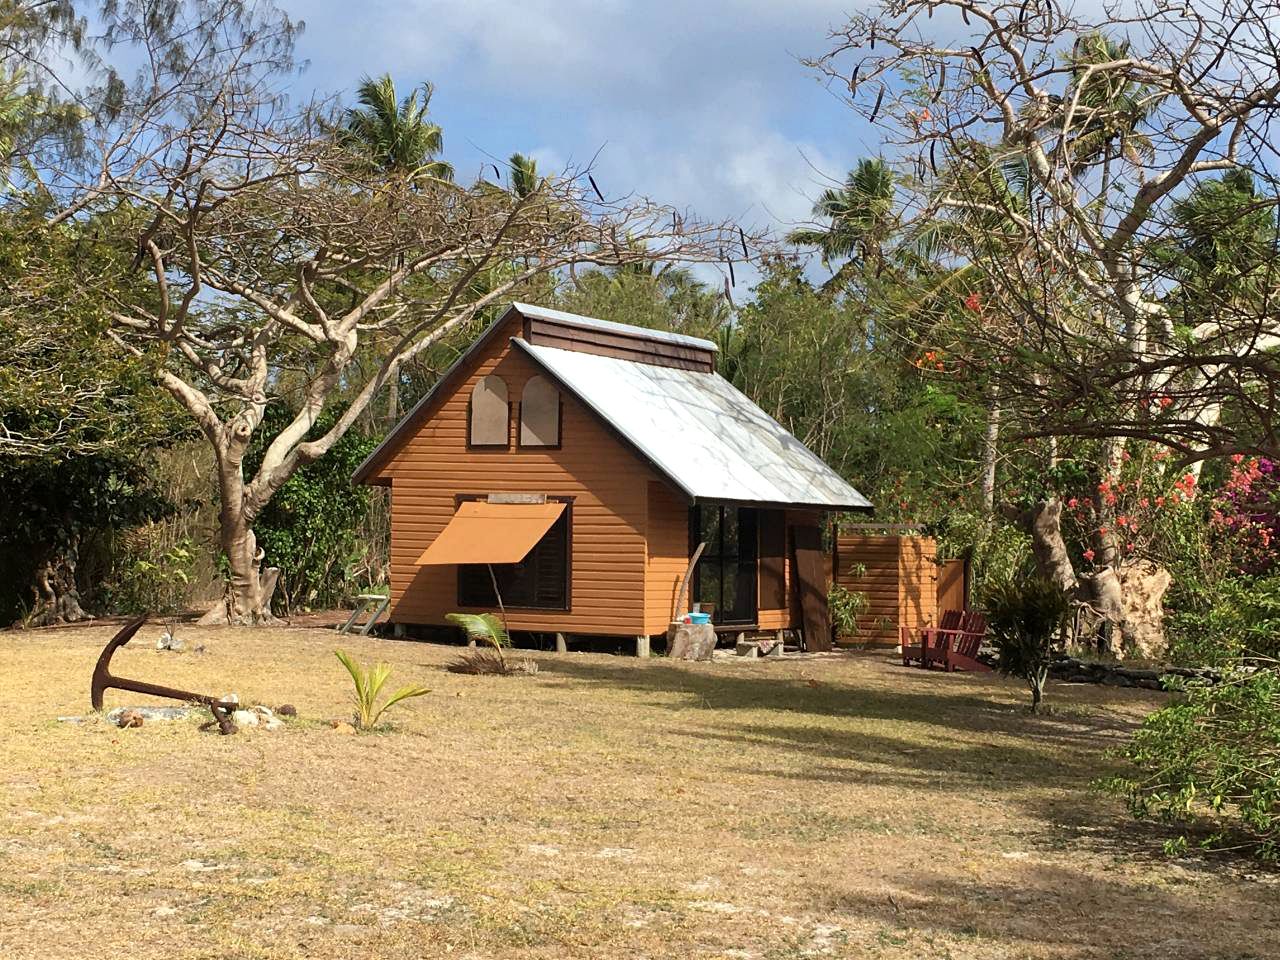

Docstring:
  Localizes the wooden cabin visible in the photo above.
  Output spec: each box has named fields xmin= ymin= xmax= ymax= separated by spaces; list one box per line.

xmin=352 ymin=303 xmax=872 ymax=649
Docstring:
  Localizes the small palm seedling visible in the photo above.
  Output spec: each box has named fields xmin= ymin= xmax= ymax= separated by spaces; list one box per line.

xmin=334 ymin=649 xmax=430 ymax=730
xmin=445 ymin=612 xmax=538 ymax=675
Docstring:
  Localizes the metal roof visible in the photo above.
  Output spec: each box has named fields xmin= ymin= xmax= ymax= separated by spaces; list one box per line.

xmin=510 ymin=301 xmax=719 ymax=353
xmin=514 ymin=339 xmax=872 ymax=511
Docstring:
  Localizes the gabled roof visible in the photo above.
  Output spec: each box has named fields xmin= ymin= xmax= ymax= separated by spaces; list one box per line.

xmin=352 ymin=303 xmax=872 ymax=512
xmin=513 ymin=340 xmax=871 ymax=511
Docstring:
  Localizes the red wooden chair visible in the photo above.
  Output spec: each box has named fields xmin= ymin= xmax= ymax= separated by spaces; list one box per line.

xmin=926 ymin=611 xmax=993 ymax=673
xmin=901 ymin=609 xmax=962 ymax=666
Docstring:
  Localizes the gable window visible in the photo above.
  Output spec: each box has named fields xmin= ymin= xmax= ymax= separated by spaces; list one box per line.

xmin=458 ymin=498 xmax=571 ymax=609
xmin=519 ymin=375 xmax=561 ymax=447
xmin=469 ymin=374 xmax=509 ymax=447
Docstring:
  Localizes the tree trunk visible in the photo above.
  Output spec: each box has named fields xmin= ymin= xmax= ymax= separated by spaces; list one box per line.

xmin=1023 ymin=499 xmax=1078 ymax=594
xmin=220 ymin=509 xmax=270 ymax=624
xmin=387 ymin=373 xmax=400 ymax=426
xmin=202 ymin=458 xmax=276 ymax=625
xmin=980 ymin=386 xmax=1001 ymax=515
xmin=27 ymin=537 xmax=88 ymax=627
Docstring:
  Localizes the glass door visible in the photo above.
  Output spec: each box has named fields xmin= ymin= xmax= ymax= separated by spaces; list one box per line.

xmin=692 ymin=505 xmax=758 ymax=625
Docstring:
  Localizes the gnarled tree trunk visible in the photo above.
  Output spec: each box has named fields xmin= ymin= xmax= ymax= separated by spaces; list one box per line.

xmin=27 ymin=536 xmax=88 ymax=626
xmin=198 ymin=447 xmax=276 ymax=625
xmin=1016 ymin=498 xmax=1171 ymax=659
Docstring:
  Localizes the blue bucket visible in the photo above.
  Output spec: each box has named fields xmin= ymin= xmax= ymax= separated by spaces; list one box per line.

xmin=687 ymin=611 xmax=712 ymax=625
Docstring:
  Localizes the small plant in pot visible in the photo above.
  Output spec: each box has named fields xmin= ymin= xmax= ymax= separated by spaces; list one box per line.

xmin=983 ymin=577 xmax=1070 ymax=712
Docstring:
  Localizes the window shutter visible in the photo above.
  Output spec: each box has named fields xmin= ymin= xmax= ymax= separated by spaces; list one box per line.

xmin=469 ymin=375 xmax=509 ymax=446
xmin=519 ymin=375 xmax=560 ymax=446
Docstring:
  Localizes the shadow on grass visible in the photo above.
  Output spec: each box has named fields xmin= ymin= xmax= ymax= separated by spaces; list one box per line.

xmin=817 ymin=855 xmax=1279 ymax=957
xmin=536 ymin=654 xmax=1215 ymax=867
xmin=541 ymin=653 xmax=1140 ymax=745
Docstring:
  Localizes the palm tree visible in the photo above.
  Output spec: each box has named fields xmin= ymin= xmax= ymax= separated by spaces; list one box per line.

xmin=339 ymin=73 xmax=453 ymax=184
xmin=786 ymin=158 xmax=897 ymax=293
xmin=1054 ymin=33 xmax=1154 ymax=215
xmin=508 ymin=152 xmax=541 ymax=199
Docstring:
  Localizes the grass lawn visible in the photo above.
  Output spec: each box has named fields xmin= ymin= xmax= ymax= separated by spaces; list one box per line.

xmin=2 ymin=623 xmax=1276 ymax=960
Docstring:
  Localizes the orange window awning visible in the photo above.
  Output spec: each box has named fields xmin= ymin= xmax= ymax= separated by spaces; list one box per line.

xmin=416 ymin=500 xmax=566 ymax=566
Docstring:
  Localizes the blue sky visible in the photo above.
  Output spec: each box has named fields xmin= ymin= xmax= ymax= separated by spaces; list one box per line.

xmin=292 ymin=1 xmax=879 ymax=243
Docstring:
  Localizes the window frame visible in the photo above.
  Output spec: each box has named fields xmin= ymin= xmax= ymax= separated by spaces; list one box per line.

xmin=454 ymin=494 xmax=574 ymax=611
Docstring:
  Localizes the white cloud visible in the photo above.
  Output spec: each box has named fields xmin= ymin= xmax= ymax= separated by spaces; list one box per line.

xmin=297 ymin=0 xmax=874 ymax=260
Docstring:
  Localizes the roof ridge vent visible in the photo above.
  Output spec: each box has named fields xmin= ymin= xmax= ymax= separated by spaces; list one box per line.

xmin=512 ymin=302 xmax=717 ymax=373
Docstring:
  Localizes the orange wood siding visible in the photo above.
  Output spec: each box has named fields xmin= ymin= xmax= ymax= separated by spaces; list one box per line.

xmin=833 ymin=534 xmax=938 ymax=646
xmin=643 ymin=481 xmax=691 ymax=635
xmin=377 ymin=315 xmax=663 ymax=635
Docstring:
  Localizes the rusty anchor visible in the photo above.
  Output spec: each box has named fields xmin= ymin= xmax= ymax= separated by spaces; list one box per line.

xmin=91 ymin=614 xmax=239 ymax=735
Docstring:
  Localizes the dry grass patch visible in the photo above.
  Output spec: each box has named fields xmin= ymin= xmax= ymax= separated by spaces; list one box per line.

xmin=1 ymin=622 xmax=1277 ymax=960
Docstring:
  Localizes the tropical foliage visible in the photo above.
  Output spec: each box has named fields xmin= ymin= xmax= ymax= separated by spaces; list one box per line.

xmin=984 ymin=578 xmax=1070 ymax=712
xmin=1104 ymin=670 xmax=1280 ymax=860
xmin=334 ymin=649 xmax=430 ymax=731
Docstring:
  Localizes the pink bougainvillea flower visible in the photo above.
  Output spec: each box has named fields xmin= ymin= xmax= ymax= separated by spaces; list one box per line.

xmin=1158 ymin=395 xmax=1173 ymax=409
xmin=963 ymin=292 xmax=982 ymax=312
xmin=1067 ymin=497 xmax=1079 ymax=508
xmin=1083 ymin=548 xmax=1095 ymax=562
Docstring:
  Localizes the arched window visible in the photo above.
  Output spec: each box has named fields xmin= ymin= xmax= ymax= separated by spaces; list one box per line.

xmin=468 ymin=375 xmax=509 ymax=447
xmin=519 ymin=375 xmax=561 ymax=447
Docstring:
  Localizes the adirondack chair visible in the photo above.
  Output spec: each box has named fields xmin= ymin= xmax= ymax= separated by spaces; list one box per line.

xmin=901 ymin=608 xmax=962 ymax=666
xmin=926 ymin=610 xmax=993 ymax=673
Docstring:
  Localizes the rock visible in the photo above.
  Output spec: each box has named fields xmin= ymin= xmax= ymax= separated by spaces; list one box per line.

xmin=251 ymin=706 xmax=283 ymax=731
xmin=329 ymin=720 xmax=356 ymax=735
xmin=1116 ymin=668 xmax=1161 ymax=682
xmin=155 ymin=631 xmax=186 ymax=652
xmin=231 ymin=709 xmax=259 ymax=728
xmin=105 ymin=705 xmax=197 ymax=727
xmin=276 ymin=704 xmax=297 ymax=717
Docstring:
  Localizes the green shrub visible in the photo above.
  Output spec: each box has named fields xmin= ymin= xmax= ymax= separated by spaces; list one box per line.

xmin=1165 ymin=575 xmax=1280 ymax=665
xmin=97 ymin=532 xmax=196 ymax=615
xmin=983 ymin=577 xmax=1069 ymax=712
xmin=1102 ymin=669 xmax=1280 ymax=860
xmin=248 ymin=406 xmax=382 ymax=614
xmin=828 ymin=582 xmax=868 ymax=639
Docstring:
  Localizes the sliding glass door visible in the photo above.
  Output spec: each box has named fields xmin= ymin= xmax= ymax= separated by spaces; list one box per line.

xmin=691 ymin=505 xmax=758 ymax=625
